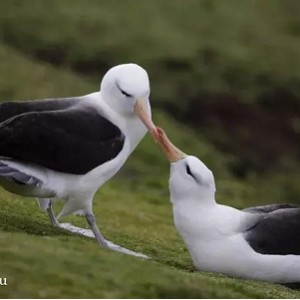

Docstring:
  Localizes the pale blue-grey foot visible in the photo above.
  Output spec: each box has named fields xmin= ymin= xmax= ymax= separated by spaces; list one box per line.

xmin=38 ymin=199 xmax=148 ymax=258
xmin=59 ymin=219 xmax=149 ymax=258
xmin=37 ymin=198 xmax=107 ymax=246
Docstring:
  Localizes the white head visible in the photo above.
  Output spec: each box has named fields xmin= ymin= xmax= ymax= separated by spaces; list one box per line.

xmin=100 ymin=63 xmax=157 ymax=139
xmin=157 ymin=128 xmax=216 ymax=205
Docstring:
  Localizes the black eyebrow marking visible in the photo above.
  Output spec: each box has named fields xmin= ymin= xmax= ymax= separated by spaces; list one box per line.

xmin=186 ymin=163 xmax=200 ymax=183
xmin=186 ymin=164 xmax=197 ymax=180
xmin=186 ymin=164 xmax=193 ymax=177
xmin=116 ymin=83 xmax=132 ymax=97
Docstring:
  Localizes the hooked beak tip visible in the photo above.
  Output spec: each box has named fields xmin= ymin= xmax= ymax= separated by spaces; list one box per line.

xmin=156 ymin=127 xmax=186 ymax=162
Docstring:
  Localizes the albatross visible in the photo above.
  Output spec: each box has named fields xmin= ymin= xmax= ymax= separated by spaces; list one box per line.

xmin=157 ymin=128 xmax=300 ymax=283
xmin=0 ymin=63 xmax=157 ymax=254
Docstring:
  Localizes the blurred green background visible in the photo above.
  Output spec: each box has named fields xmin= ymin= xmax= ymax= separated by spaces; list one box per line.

xmin=1 ymin=0 xmax=300 ymax=204
xmin=1 ymin=0 xmax=300 ymax=298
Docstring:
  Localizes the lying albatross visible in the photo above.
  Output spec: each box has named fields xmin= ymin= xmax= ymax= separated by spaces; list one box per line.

xmin=0 ymin=63 xmax=157 ymax=255
xmin=157 ymin=128 xmax=300 ymax=283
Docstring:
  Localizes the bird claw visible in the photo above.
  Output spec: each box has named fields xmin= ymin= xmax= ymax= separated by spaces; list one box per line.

xmin=58 ymin=223 xmax=149 ymax=259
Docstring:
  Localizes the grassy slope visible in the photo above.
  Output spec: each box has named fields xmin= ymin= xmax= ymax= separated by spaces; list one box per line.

xmin=0 ymin=46 xmax=300 ymax=298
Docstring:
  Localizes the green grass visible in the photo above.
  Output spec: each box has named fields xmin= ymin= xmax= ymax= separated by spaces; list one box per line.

xmin=1 ymin=187 xmax=300 ymax=299
xmin=1 ymin=1 xmax=300 ymax=297
xmin=0 ymin=42 xmax=299 ymax=299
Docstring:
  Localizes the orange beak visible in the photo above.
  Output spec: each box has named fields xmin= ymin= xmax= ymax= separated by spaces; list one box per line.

xmin=156 ymin=127 xmax=187 ymax=162
xmin=134 ymin=97 xmax=158 ymax=141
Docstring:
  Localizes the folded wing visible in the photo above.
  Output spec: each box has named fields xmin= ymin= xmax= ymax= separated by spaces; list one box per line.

xmin=244 ymin=205 xmax=300 ymax=255
xmin=0 ymin=97 xmax=80 ymax=122
xmin=0 ymin=102 xmax=125 ymax=174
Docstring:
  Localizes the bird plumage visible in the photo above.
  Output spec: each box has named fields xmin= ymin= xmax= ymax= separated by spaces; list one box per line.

xmin=0 ymin=97 xmax=125 ymax=174
xmin=156 ymin=128 xmax=300 ymax=283
xmin=0 ymin=63 xmax=155 ymax=253
xmin=243 ymin=204 xmax=300 ymax=255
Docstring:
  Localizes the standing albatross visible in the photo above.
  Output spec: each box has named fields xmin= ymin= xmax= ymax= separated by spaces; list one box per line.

xmin=0 ymin=63 xmax=157 ymax=252
xmin=157 ymin=128 xmax=300 ymax=283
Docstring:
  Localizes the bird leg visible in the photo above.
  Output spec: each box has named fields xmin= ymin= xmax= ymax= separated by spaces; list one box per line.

xmin=47 ymin=200 xmax=60 ymax=227
xmin=85 ymin=213 xmax=108 ymax=248
xmin=57 ymin=211 xmax=148 ymax=258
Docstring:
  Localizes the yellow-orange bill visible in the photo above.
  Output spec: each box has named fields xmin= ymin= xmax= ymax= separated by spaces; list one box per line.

xmin=156 ymin=127 xmax=187 ymax=162
xmin=134 ymin=97 xmax=158 ymax=141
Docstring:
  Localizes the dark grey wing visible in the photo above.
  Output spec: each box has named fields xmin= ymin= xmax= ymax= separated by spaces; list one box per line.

xmin=0 ymin=107 xmax=125 ymax=174
xmin=0 ymin=97 xmax=81 ymax=123
xmin=244 ymin=207 xmax=300 ymax=255
xmin=0 ymin=161 xmax=42 ymax=186
xmin=242 ymin=203 xmax=299 ymax=213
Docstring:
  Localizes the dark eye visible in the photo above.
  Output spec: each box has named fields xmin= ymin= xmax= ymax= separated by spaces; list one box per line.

xmin=186 ymin=164 xmax=200 ymax=182
xmin=120 ymin=89 xmax=132 ymax=97
xmin=186 ymin=164 xmax=193 ymax=177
